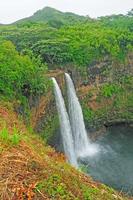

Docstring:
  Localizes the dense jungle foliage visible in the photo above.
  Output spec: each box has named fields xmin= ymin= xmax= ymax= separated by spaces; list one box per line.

xmin=0 ymin=40 xmax=50 ymax=98
xmin=0 ymin=7 xmax=133 ymax=124
xmin=0 ymin=39 xmax=51 ymax=120
xmin=0 ymin=7 xmax=133 ymax=69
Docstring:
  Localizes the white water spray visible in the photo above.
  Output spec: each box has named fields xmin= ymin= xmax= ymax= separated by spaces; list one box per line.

xmin=52 ymin=77 xmax=78 ymax=167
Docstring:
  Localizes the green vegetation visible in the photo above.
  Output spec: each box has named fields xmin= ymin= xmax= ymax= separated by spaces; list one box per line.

xmin=41 ymin=114 xmax=59 ymax=143
xmin=0 ymin=127 xmax=9 ymax=142
xmin=82 ymin=75 xmax=133 ymax=127
xmin=101 ymin=84 xmax=122 ymax=98
xmin=0 ymin=8 xmax=133 ymax=71
xmin=0 ymin=127 xmax=21 ymax=146
xmin=0 ymin=40 xmax=50 ymax=99
xmin=0 ymin=39 xmax=52 ymax=123
xmin=81 ymin=185 xmax=99 ymax=200
xmin=0 ymin=6 xmax=132 ymax=131
xmin=0 ymin=6 xmax=132 ymax=135
xmin=15 ymin=7 xmax=87 ymax=28
xmin=82 ymin=105 xmax=94 ymax=123
xmin=11 ymin=126 xmax=21 ymax=145
xmin=35 ymin=174 xmax=75 ymax=199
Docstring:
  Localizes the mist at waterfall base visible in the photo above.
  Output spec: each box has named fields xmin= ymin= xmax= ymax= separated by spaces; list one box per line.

xmin=80 ymin=125 xmax=133 ymax=195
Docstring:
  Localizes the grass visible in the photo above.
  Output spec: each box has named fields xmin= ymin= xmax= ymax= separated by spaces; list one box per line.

xmin=0 ymin=126 xmax=21 ymax=146
xmin=0 ymin=127 xmax=9 ymax=141
xmin=35 ymin=174 xmax=75 ymax=199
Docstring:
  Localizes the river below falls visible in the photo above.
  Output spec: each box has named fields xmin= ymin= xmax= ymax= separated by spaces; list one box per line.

xmin=79 ymin=125 xmax=133 ymax=195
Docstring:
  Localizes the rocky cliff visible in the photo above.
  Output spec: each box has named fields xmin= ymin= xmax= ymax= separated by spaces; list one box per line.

xmin=29 ymin=54 xmax=133 ymax=141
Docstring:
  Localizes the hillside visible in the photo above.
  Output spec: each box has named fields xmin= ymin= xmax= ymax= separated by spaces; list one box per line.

xmin=0 ymin=102 xmax=130 ymax=200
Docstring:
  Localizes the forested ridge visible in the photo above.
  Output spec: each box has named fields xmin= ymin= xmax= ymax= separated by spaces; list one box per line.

xmin=0 ymin=7 xmax=133 ymax=68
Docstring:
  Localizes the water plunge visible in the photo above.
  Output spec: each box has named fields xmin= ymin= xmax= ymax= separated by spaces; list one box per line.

xmin=52 ymin=74 xmax=98 ymax=167
xmin=52 ymin=77 xmax=78 ymax=167
xmin=65 ymin=73 xmax=98 ymax=158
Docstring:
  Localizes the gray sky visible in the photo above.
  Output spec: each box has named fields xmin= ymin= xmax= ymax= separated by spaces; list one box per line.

xmin=0 ymin=0 xmax=133 ymax=24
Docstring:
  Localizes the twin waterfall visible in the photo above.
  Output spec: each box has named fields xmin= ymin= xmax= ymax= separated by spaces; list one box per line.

xmin=52 ymin=78 xmax=78 ymax=167
xmin=65 ymin=73 xmax=90 ymax=157
xmin=52 ymin=73 xmax=96 ymax=167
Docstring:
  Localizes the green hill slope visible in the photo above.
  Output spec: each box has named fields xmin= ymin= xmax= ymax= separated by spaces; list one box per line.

xmin=14 ymin=7 xmax=87 ymax=27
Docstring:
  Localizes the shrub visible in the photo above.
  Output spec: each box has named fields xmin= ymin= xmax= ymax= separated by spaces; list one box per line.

xmin=101 ymin=84 xmax=122 ymax=98
xmin=0 ymin=127 xmax=21 ymax=146
xmin=0 ymin=40 xmax=50 ymax=100
xmin=0 ymin=127 xmax=9 ymax=141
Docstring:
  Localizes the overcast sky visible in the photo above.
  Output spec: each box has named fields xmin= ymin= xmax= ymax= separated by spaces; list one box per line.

xmin=0 ymin=0 xmax=133 ymax=24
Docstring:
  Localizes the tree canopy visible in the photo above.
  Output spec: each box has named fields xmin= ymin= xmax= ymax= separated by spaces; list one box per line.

xmin=0 ymin=9 xmax=132 ymax=70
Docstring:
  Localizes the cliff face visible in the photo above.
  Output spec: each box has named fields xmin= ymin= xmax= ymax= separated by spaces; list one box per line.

xmin=78 ymin=53 xmax=133 ymax=129
xmin=87 ymin=53 xmax=133 ymax=86
xmin=67 ymin=53 xmax=133 ymax=86
xmin=29 ymin=53 xmax=133 ymax=139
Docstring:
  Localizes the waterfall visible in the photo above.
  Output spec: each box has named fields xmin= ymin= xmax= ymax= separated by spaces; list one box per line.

xmin=52 ymin=77 xmax=78 ymax=167
xmin=65 ymin=73 xmax=97 ymax=158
